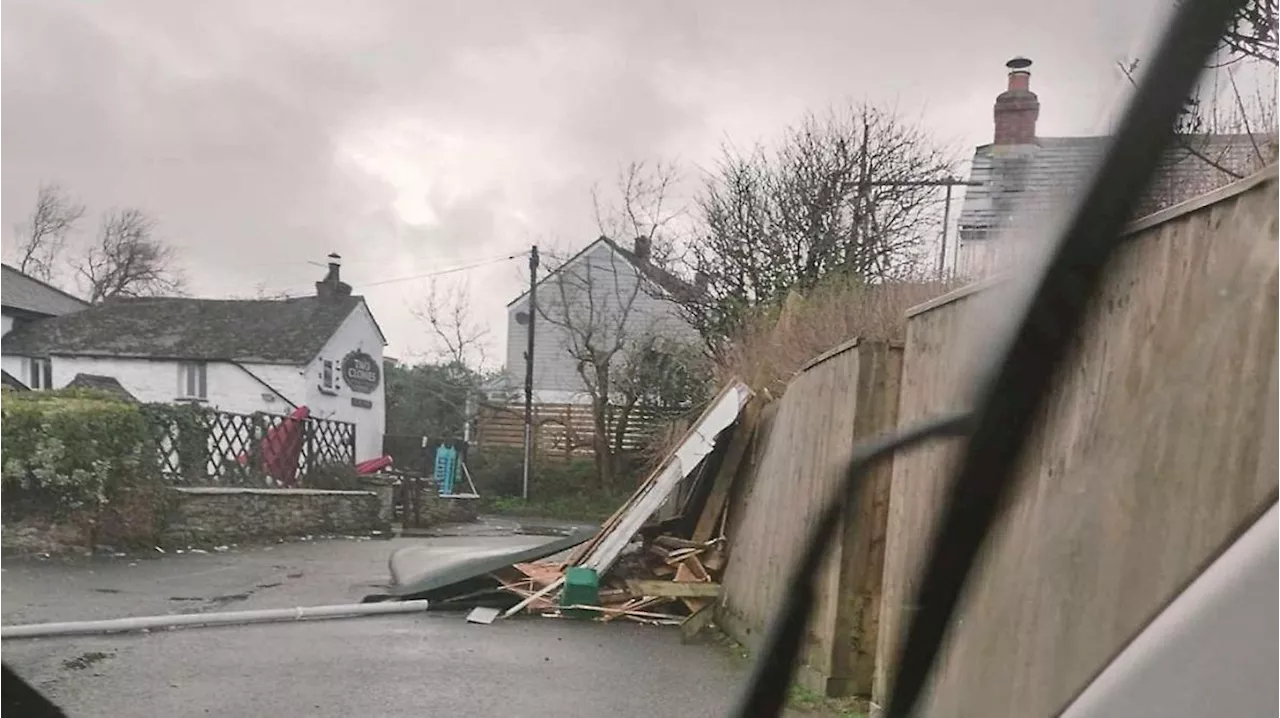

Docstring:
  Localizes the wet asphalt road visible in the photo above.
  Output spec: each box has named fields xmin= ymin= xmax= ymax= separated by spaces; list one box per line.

xmin=0 ymin=522 xmax=742 ymax=718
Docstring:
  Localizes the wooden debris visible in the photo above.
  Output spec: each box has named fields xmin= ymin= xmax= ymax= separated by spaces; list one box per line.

xmin=481 ymin=381 xmax=761 ymax=628
xmin=701 ymin=544 xmax=726 ymax=573
xmin=601 ymin=596 xmax=655 ymax=623
xmin=674 ymin=556 xmax=711 ymax=583
xmin=511 ymin=562 xmax=563 ymax=587
xmin=653 ymin=536 xmax=707 ymax=551
xmin=663 ymin=547 xmax=705 ymax=565
xmin=501 ymin=576 xmax=565 ymax=618
xmin=626 ymin=580 xmax=721 ymax=599
xmin=560 ymin=603 xmax=683 ymax=621
xmin=647 ymin=544 xmax=672 ymax=561
xmin=680 ymin=604 xmax=716 ymax=643
xmin=692 ymin=400 xmax=760 ymax=542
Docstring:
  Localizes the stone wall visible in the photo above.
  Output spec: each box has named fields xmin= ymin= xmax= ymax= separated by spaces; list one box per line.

xmin=162 ymin=487 xmax=386 ymax=546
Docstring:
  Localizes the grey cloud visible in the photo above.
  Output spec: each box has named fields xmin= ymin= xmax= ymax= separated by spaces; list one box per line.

xmin=3 ymin=0 xmax=1158 ymax=360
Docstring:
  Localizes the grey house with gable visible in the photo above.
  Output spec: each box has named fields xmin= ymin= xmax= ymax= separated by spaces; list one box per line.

xmin=500 ymin=236 xmax=703 ymax=406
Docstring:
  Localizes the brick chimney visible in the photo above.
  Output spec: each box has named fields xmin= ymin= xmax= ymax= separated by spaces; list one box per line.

xmin=315 ymin=252 xmax=352 ymax=300
xmin=632 ymin=236 xmax=651 ymax=263
xmin=993 ymin=57 xmax=1039 ymax=145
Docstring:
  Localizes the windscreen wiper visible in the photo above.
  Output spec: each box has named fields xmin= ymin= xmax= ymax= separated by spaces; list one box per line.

xmin=2 ymin=664 xmax=68 ymax=718
xmin=728 ymin=0 xmax=1251 ymax=716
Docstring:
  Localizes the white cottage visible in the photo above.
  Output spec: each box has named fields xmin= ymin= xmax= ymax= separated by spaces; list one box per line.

xmin=0 ymin=257 xmax=388 ymax=461
xmin=1 ymin=264 xmax=91 ymax=389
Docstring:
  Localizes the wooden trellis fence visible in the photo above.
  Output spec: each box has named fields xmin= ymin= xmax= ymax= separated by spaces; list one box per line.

xmin=152 ymin=408 xmax=356 ymax=486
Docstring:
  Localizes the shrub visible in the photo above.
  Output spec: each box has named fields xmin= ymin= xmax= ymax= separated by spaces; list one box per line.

xmin=466 ymin=446 xmax=601 ymax=499
xmin=307 ymin=462 xmax=364 ymax=491
xmin=2 ymin=389 xmax=156 ymax=518
xmin=138 ymin=403 xmax=212 ymax=482
xmin=716 ymin=274 xmax=958 ymax=395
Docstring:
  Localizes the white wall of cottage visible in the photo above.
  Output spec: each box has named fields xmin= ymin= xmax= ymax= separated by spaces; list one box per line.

xmin=301 ymin=302 xmax=386 ymax=462
xmin=1 ymin=301 xmax=387 ymax=462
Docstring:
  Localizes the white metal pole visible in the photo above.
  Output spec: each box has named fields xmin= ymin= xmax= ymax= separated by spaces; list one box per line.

xmin=1 ymin=599 xmax=431 ymax=640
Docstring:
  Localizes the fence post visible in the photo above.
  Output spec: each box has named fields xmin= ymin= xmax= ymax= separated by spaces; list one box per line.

xmin=349 ymin=424 xmax=356 ymax=465
xmin=303 ymin=419 xmax=315 ymax=487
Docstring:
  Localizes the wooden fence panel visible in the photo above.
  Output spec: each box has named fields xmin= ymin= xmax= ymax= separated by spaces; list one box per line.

xmin=718 ymin=340 xmax=902 ymax=697
xmin=874 ymin=169 xmax=1278 ymax=715
xmin=474 ymin=402 xmax=677 ymax=458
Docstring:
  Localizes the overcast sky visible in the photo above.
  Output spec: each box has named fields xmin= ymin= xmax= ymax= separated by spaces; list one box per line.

xmin=2 ymin=0 xmax=1167 ymax=365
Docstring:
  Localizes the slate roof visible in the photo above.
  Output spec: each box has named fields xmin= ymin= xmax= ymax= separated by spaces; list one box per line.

xmin=65 ymin=373 xmax=137 ymax=402
xmin=1 ymin=295 xmax=368 ymax=364
xmin=958 ymin=134 xmax=1271 ymax=242
xmin=602 ymin=238 xmax=700 ymax=301
xmin=507 ymin=236 xmax=700 ymax=307
xmin=1 ymin=264 xmax=90 ymax=317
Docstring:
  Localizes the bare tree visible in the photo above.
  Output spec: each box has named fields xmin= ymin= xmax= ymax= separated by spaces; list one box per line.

xmin=592 ymin=160 xmax=685 ymax=265
xmin=689 ymin=103 xmax=956 ymax=346
xmin=412 ymin=278 xmax=490 ymax=369
xmin=77 ymin=208 xmax=185 ymax=303
xmin=224 ymin=283 xmax=296 ymax=300
xmin=1221 ymin=0 xmax=1278 ymax=66
xmin=611 ymin=331 xmax=712 ymax=458
xmin=249 ymin=283 xmax=297 ymax=300
xmin=533 ymin=161 xmax=708 ymax=487
xmin=537 ymin=242 xmax=653 ymax=488
xmin=12 ymin=184 xmax=85 ymax=281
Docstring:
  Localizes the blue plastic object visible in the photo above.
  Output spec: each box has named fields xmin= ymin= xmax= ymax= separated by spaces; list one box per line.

xmin=434 ymin=445 xmax=458 ymax=495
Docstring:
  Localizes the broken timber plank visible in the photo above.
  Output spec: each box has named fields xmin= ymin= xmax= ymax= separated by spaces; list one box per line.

xmin=680 ymin=603 xmax=716 ymax=643
xmin=674 ymin=555 xmax=712 ymax=583
xmin=576 ymin=381 xmax=753 ymax=576
xmin=691 ymin=399 xmax=761 ymax=543
xmin=626 ymin=580 xmax=722 ymax=599
xmin=701 ymin=545 xmax=726 ymax=573
xmin=663 ymin=547 xmax=705 ymax=565
xmin=500 ymin=576 xmax=565 ymax=618
xmin=681 ymin=597 xmax=710 ymax=614
xmin=511 ymin=562 xmax=563 ymax=587
xmin=561 ymin=604 xmax=684 ymax=621
xmin=601 ymin=596 xmax=668 ymax=623
xmin=653 ymin=535 xmax=709 ymax=551
xmin=648 ymin=544 xmax=673 ymax=560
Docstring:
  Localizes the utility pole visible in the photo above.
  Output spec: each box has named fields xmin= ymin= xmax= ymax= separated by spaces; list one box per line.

xmin=862 ymin=178 xmax=979 ymax=279
xmin=521 ymin=245 xmax=539 ymax=501
xmin=937 ymin=183 xmax=954 ymax=279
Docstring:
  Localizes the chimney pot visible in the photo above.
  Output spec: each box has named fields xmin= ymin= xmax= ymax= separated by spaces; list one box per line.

xmin=633 ymin=236 xmax=651 ymax=262
xmin=993 ymin=56 xmax=1039 ymax=146
xmin=316 ymin=252 xmax=352 ymax=300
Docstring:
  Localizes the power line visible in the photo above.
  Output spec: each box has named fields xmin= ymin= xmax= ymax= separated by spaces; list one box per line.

xmin=264 ymin=251 xmax=528 ymax=297
xmin=353 ymin=250 xmax=522 ymax=286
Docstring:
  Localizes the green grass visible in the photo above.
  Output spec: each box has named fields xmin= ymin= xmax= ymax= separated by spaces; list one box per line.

xmin=703 ymin=626 xmax=868 ymax=718
xmin=786 ymin=685 xmax=868 ymax=718
xmin=480 ymin=493 xmax=628 ymax=522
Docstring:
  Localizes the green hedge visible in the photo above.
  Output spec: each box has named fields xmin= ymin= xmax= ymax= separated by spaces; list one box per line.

xmin=1 ymin=389 xmax=159 ymax=518
xmin=466 ymin=446 xmax=598 ymax=498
